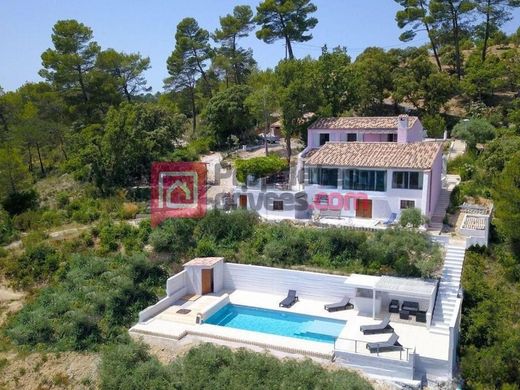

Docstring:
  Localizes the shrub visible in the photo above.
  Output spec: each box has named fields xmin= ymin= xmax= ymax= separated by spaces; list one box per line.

xmin=0 ymin=208 xmax=15 ymax=244
xmin=2 ymin=189 xmax=39 ymax=216
xmin=120 ymin=202 xmax=139 ymax=220
xmin=99 ymin=342 xmax=373 ymax=390
xmin=5 ymin=254 xmax=167 ymax=351
xmin=194 ymin=209 xmax=259 ymax=246
xmin=452 ymin=118 xmax=496 ymax=150
xmin=422 ymin=114 xmax=446 ymax=138
xmin=235 ymin=155 xmax=288 ymax=183
xmin=399 ymin=208 xmax=425 ymax=228
xmin=2 ymin=242 xmax=62 ymax=288
xmin=149 ymin=218 xmax=197 ymax=255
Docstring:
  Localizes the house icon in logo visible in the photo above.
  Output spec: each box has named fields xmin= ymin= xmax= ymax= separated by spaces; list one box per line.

xmin=158 ymin=171 xmax=198 ymax=209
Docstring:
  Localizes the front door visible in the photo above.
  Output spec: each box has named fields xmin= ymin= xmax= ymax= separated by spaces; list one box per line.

xmin=356 ymin=199 xmax=373 ymax=218
xmin=239 ymin=194 xmax=247 ymax=209
xmin=201 ymin=269 xmax=213 ymax=294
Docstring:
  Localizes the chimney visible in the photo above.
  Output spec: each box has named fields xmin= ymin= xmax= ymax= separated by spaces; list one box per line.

xmin=397 ymin=115 xmax=409 ymax=143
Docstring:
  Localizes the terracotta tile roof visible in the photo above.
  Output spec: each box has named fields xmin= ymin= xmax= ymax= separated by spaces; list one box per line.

xmin=310 ymin=116 xmax=419 ymax=130
xmin=305 ymin=141 xmax=443 ymax=170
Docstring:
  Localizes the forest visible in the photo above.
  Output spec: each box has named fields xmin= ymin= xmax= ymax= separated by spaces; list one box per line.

xmin=0 ymin=0 xmax=520 ymax=389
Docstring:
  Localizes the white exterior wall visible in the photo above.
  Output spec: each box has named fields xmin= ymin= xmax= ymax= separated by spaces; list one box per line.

xmin=213 ymin=261 xmax=225 ymax=293
xmin=223 ymin=263 xmax=355 ymax=302
xmin=166 ymin=270 xmax=188 ymax=296
xmin=304 ymin=168 xmax=429 ymax=220
xmin=237 ymin=188 xmax=309 ymax=219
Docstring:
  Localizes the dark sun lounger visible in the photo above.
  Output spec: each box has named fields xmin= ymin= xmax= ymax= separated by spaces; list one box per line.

xmin=324 ymin=297 xmax=353 ymax=312
xmin=360 ymin=316 xmax=394 ymax=335
xmin=366 ymin=333 xmax=403 ymax=353
xmin=279 ymin=290 xmax=299 ymax=308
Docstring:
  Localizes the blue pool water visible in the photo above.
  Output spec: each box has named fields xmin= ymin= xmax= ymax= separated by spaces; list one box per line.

xmin=205 ymin=304 xmax=346 ymax=344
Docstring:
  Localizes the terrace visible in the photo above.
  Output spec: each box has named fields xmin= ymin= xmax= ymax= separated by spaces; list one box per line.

xmin=130 ymin=258 xmax=453 ymax=384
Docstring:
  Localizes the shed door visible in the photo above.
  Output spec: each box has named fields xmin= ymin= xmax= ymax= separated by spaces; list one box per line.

xmin=239 ymin=194 xmax=247 ymax=209
xmin=201 ymin=269 xmax=214 ymax=294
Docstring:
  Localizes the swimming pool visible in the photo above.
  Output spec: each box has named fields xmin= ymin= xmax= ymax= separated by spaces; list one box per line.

xmin=205 ymin=304 xmax=346 ymax=344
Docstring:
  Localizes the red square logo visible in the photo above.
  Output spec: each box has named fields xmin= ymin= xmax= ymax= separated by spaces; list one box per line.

xmin=151 ymin=162 xmax=207 ymax=226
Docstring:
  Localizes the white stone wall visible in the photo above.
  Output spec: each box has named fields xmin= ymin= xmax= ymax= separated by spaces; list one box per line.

xmin=223 ymin=263 xmax=355 ymax=302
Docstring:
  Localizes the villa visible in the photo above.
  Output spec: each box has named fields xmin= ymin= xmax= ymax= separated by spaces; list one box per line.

xmin=130 ymin=256 xmax=463 ymax=386
xmin=235 ymin=115 xmax=447 ymax=226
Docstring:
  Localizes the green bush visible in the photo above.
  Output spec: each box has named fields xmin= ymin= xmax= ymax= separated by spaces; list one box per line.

xmin=194 ymin=209 xmax=259 ymax=247
xmin=399 ymin=208 xmax=425 ymax=228
xmin=0 ymin=208 xmax=16 ymax=244
xmin=235 ymin=155 xmax=288 ymax=183
xmin=99 ymin=342 xmax=373 ymax=390
xmin=1 ymin=242 xmax=62 ymax=288
xmin=149 ymin=218 xmax=197 ymax=255
xmin=5 ymin=254 xmax=167 ymax=351
xmin=2 ymin=189 xmax=39 ymax=216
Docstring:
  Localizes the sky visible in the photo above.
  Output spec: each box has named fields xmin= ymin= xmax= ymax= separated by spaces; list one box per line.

xmin=1 ymin=0 xmax=519 ymax=92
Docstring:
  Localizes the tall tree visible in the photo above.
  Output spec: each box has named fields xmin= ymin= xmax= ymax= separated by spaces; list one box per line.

xmin=213 ymin=5 xmax=256 ymax=84
xmin=394 ymin=0 xmax=443 ymax=71
xmin=275 ymin=59 xmax=320 ymax=162
xmin=96 ymin=49 xmax=151 ymax=102
xmin=39 ymin=20 xmax=100 ymax=105
xmin=429 ymin=0 xmax=476 ymax=79
xmin=204 ymin=85 xmax=255 ymax=147
xmin=165 ymin=18 xmax=213 ymax=131
xmin=317 ymin=46 xmax=357 ymax=116
xmin=352 ymin=48 xmax=397 ymax=114
xmin=474 ymin=0 xmax=520 ymax=61
xmin=255 ymin=0 xmax=318 ymax=60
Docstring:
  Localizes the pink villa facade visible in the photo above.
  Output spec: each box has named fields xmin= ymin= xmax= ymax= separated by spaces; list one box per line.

xmin=237 ymin=115 xmax=445 ymax=223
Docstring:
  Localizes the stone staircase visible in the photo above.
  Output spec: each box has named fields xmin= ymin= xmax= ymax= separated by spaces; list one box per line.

xmin=428 ymin=175 xmax=461 ymax=231
xmin=430 ymin=244 xmax=466 ymax=335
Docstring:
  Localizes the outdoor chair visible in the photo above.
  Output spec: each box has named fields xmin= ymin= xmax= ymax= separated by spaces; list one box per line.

xmin=389 ymin=299 xmax=399 ymax=313
xmin=324 ymin=297 xmax=353 ymax=312
xmin=383 ymin=213 xmax=397 ymax=226
xmin=399 ymin=309 xmax=410 ymax=320
xmin=416 ymin=311 xmax=427 ymax=323
xmin=279 ymin=290 xmax=299 ymax=308
xmin=366 ymin=333 xmax=403 ymax=353
xmin=360 ymin=316 xmax=393 ymax=335
xmin=401 ymin=301 xmax=419 ymax=315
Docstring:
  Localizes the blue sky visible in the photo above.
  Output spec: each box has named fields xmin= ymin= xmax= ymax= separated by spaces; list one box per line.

xmin=1 ymin=0 xmax=519 ymax=92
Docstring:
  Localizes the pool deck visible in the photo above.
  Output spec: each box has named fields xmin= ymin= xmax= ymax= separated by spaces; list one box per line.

xmin=130 ymin=289 xmax=449 ymax=364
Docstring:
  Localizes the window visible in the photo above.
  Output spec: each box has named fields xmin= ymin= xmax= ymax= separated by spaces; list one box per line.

xmin=387 ymin=133 xmax=397 ymax=142
xmin=347 ymin=133 xmax=357 ymax=142
xmin=319 ymin=133 xmax=330 ymax=146
xmin=342 ymin=169 xmax=386 ymax=192
xmin=392 ymin=171 xmax=423 ymax=189
xmin=400 ymin=200 xmax=415 ymax=209
xmin=273 ymin=200 xmax=284 ymax=211
xmin=307 ymin=168 xmax=338 ymax=186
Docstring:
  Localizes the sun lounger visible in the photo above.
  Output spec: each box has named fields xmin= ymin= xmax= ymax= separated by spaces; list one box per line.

xmin=366 ymin=333 xmax=403 ymax=353
xmin=383 ymin=213 xmax=397 ymax=225
xmin=324 ymin=297 xmax=353 ymax=312
xmin=360 ymin=316 xmax=394 ymax=335
xmin=279 ymin=290 xmax=299 ymax=308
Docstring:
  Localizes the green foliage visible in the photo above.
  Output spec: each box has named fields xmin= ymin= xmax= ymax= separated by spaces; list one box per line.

xmin=149 ymin=211 xmax=442 ymax=278
xmin=235 ymin=154 xmax=288 ymax=183
xmin=170 ymin=137 xmax=213 ymax=162
xmin=2 ymin=189 xmax=39 ymax=216
xmin=452 ymin=118 xmax=496 ymax=150
xmin=5 ymin=254 xmax=167 ymax=351
xmin=0 ymin=208 xmax=15 ymax=244
xmin=460 ymin=248 xmax=520 ymax=389
xmin=255 ymin=0 xmax=318 ymax=60
xmin=493 ymin=151 xmax=520 ymax=252
xmin=100 ymin=342 xmax=373 ymax=390
xmin=149 ymin=218 xmax=197 ymax=255
xmin=422 ymin=113 xmax=446 ymax=138
xmin=1 ymin=242 xmax=62 ymax=289
xmin=203 ymin=85 xmax=255 ymax=147
xmin=399 ymin=208 xmax=425 ymax=228
xmin=0 ymin=147 xmax=32 ymax=199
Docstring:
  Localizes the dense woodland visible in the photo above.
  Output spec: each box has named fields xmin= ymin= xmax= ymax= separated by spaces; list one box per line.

xmin=1 ymin=0 xmax=520 ymax=388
